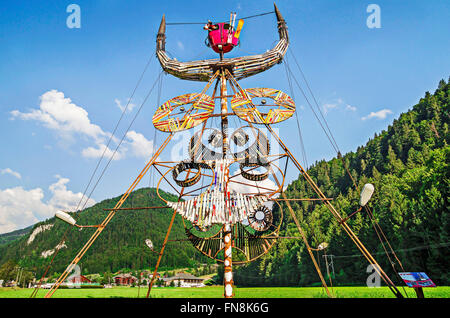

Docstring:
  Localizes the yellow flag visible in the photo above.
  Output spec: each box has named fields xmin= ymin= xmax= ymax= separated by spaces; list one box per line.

xmin=234 ymin=19 xmax=244 ymax=39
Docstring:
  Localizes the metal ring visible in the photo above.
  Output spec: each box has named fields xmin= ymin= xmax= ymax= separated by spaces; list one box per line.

xmin=172 ymin=161 xmax=202 ymax=187
xmin=239 ymin=162 xmax=269 ymax=181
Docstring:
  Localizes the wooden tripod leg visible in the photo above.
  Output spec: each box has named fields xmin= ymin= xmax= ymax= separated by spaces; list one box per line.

xmin=267 ymin=165 xmax=332 ymax=298
xmin=266 ymin=125 xmax=404 ymax=298
xmin=146 ymin=209 xmax=177 ymax=297
xmin=146 ymin=162 xmax=197 ymax=298
xmin=282 ymin=193 xmax=332 ymax=298
xmin=44 ymin=134 xmax=173 ymax=298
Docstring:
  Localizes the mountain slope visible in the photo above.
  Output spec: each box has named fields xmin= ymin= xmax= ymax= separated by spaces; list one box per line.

xmin=234 ymin=78 xmax=449 ymax=287
xmin=0 ymin=188 xmax=208 ymax=277
xmin=0 ymin=225 xmax=32 ymax=245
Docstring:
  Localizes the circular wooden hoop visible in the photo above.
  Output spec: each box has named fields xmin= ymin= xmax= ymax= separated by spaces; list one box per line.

xmin=231 ymin=88 xmax=295 ymax=124
xmin=152 ymin=93 xmax=214 ymax=132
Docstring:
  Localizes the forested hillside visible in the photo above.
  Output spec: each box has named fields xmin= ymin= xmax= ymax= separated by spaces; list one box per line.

xmin=0 ymin=226 xmax=32 ymax=245
xmin=0 ymin=188 xmax=210 ymax=277
xmin=234 ymin=79 xmax=449 ymax=287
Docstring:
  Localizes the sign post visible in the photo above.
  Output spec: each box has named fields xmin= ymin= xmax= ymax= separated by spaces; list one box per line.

xmin=398 ymin=272 xmax=436 ymax=298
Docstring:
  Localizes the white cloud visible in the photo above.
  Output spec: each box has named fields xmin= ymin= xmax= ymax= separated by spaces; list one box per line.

xmin=0 ymin=176 xmax=95 ymax=234
xmin=346 ymin=104 xmax=357 ymax=112
xmin=361 ymin=109 xmax=393 ymax=120
xmin=11 ymin=90 xmax=106 ymax=143
xmin=1 ymin=168 xmax=22 ymax=179
xmin=125 ymin=130 xmax=154 ymax=159
xmin=11 ymin=89 xmax=154 ymax=161
xmin=47 ymin=175 xmax=95 ymax=211
xmin=323 ymin=98 xmax=357 ymax=114
xmin=80 ymin=131 xmax=154 ymax=161
xmin=114 ymin=98 xmax=136 ymax=113
xmin=81 ymin=143 xmax=124 ymax=161
xmin=323 ymin=103 xmax=338 ymax=114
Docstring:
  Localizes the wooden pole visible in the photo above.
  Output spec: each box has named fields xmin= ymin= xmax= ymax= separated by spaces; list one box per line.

xmin=219 ymin=70 xmax=234 ymax=298
xmin=146 ymin=210 xmax=178 ymax=297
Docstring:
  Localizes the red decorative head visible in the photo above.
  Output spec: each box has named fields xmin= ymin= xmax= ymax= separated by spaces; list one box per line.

xmin=205 ymin=21 xmax=239 ymax=54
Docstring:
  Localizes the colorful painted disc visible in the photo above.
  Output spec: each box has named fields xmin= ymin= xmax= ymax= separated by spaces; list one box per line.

xmin=231 ymin=88 xmax=295 ymax=124
xmin=153 ymin=93 xmax=214 ymax=132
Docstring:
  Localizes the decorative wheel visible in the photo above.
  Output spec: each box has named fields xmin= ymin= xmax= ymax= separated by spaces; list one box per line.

xmin=247 ymin=205 xmax=273 ymax=231
xmin=231 ymin=88 xmax=295 ymax=124
xmin=229 ymin=126 xmax=270 ymax=163
xmin=189 ymin=128 xmax=224 ymax=162
xmin=153 ymin=93 xmax=214 ymax=132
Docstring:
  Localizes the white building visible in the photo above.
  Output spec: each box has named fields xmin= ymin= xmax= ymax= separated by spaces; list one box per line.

xmin=162 ymin=273 xmax=204 ymax=287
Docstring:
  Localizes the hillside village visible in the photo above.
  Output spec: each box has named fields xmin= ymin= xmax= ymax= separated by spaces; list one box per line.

xmin=0 ymin=260 xmax=218 ymax=290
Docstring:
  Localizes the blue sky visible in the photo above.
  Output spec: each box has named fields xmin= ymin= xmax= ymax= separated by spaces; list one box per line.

xmin=0 ymin=0 xmax=449 ymax=233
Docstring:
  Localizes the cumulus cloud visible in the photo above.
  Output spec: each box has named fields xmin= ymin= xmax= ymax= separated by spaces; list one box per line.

xmin=361 ymin=109 xmax=393 ymax=120
xmin=11 ymin=90 xmax=106 ymax=143
xmin=346 ymin=104 xmax=357 ymax=112
xmin=0 ymin=175 xmax=95 ymax=234
xmin=81 ymin=143 xmax=124 ymax=161
xmin=10 ymin=89 xmax=154 ymax=161
xmin=125 ymin=130 xmax=154 ymax=159
xmin=1 ymin=168 xmax=22 ymax=179
xmin=47 ymin=175 xmax=95 ymax=211
xmin=80 ymin=131 xmax=154 ymax=161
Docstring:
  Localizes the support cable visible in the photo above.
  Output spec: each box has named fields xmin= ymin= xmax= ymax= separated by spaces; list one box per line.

xmin=283 ymin=56 xmax=308 ymax=168
xmin=77 ymin=52 xmax=155 ymax=214
xmin=79 ymin=71 xmax=164 ymax=211
xmin=284 ymin=59 xmax=339 ymax=153
xmin=166 ymin=11 xmax=274 ymax=25
xmin=288 ymin=49 xmax=340 ymax=152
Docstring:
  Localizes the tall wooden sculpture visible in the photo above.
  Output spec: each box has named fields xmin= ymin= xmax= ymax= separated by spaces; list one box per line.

xmin=43 ymin=3 xmax=404 ymax=299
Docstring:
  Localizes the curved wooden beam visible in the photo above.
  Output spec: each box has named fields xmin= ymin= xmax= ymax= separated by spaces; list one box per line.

xmin=156 ymin=3 xmax=289 ymax=82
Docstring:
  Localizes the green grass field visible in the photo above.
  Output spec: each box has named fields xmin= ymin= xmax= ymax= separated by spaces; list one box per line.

xmin=1 ymin=286 xmax=449 ymax=298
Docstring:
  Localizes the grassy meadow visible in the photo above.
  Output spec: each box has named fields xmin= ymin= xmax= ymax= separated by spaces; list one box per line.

xmin=1 ymin=286 xmax=449 ymax=298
